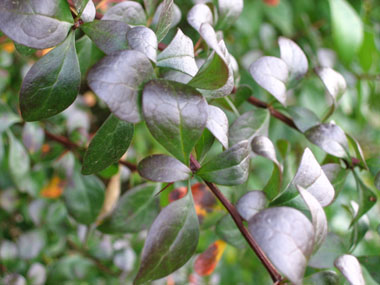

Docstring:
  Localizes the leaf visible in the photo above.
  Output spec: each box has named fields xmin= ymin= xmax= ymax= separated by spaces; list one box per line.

xmin=87 ymin=50 xmax=154 ymax=123
xmin=134 ymin=187 xmax=199 ymax=284
xmin=197 ymin=140 xmax=250 ymax=185
xmin=194 ymin=240 xmax=226 ymax=276
xmin=195 ymin=128 xmax=215 ymax=161
xmin=138 ymin=154 xmax=192 ymax=182
xmin=127 ymin=26 xmax=157 ymax=63
xmin=0 ymin=101 xmax=21 ymax=133
xmin=0 ymin=0 xmax=73 ymax=49
xmin=303 ymin=271 xmax=339 ymax=285
xmin=346 ymin=134 xmax=368 ymax=170
xmin=80 ymin=20 xmax=130 ymax=55
xmin=82 ymin=114 xmax=134 ymax=175
xmin=98 ymin=184 xmax=159 ymax=234
xmin=278 ymin=37 xmax=308 ymax=78
xmin=27 ymin=263 xmax=47 ymax=285
xmin=22 ymin=122 xmax=44 ymax=154
xmin=344 ymin=201 xmax=369 ymax=252
xmin=63 ymin=166 xmax=105 ymax=225
xmin=73 ymin=0 xmax=90 ymax=17
xmin=322 ymin=163 xmax=348 ymax=195
xmin=248 ymin=207 xmax=314 ymax=285
xmin=75 ymin=35 xmax=104 ymax=78
xmin=215 ymin=215 xmax=246 ymax=248
xmin=236 ymin=191 xmax=268 ymax=221
xmin=206 ymin=105 xmax=228 ymax=149
xmin=286 ymin=106 xmax=320 ymax=133
xmin=152 ymin=2 xmax=181 ymax=31
xmin=102 ymin=1 xmax=147 ymax=25
xmin=217 ymin=0 xmax=244 ymax=27
xmin=293 ymin=148 xmax=335 ymax=207
xmin=305 ymin=123 xmax=349 ymax=158
xmin=249 ymin=56 xmax=289 ymax=106
xmin=358 ymin=256 xmax=380 ymax=284
xmin=157 ymin=29 xmax=198 ymax=77
xmin=187 ymin=3 xmax=213 ymax=32
xmin=334 ymin=254 xmax=365 ymax=285
xmin=154 ymin=0 xmax=173 ymax=42
xmin=80 ymin=0 xmax=96 ymax=23
xmin=19 ymin=32 xmax=80 ymax=121
xmin=297 ymin=186 xmax=327 ymax=252
xmin=142 ymin=79 xmax=208 ymax=164
xmin=316 ymin=67 xmax=347 ymax=101
xmin=17 ymin=230 xmax=45 ymax=260
xmin=329 ymin=0 xmax=363 ymax=63
xmin=229 ymin=108 xmax=270 ymax=147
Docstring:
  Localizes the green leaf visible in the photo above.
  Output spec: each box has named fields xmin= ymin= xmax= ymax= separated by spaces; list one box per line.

xmin=0 ymin=101 xmax=21 ymax=133
xmin=263 ymin=0 xmax=293 ymax=36
xmin=0 ymin=0 xmax=73 ymax=49
xmin=217 ymin=0 xmax=243 ymax=28
xmin=303 ymin=271 xmax=339 ymax=285
xmin=287 ymin=106 xmax=320 ymax=133
xmin=82 ymin=114 xmax=134 ymax=175
xmin=215 ymin=215 xmax=246 ymax=248
xmin=98 ymin=184 xmax=159 ymax=234
xmin=134 ymin=186 xmax=199 ymax=284
xmin=14 ymin=43 xmax=36 ymax=56
xmin=346 ymin=134 xmax=368 ymax=170
xmin=19 ymin=32 xmax=80 ymax=121
xmin=329 ymin=0 xmax=363 ymax=63
xmin=358 ymin=256 xmax=380 ymax=284
xmin=155 ymin=0 xmax=174 ymax=42
xmin=195 ymin=128 xmax=215 ymax=162
xmin=197 ymin=140 xmax=250 ymax=185
xmin=142 ymin=79 xmax=208 ymax=165
xmin=80 ymin=20 xmax=130 ymax=55
xmin=63 ymin=165 xmax=105 ymax=225
xmin=87 ymin=50 xmax=154 ymax=123
xmin=75 ymin=35 xmax=104 ymax=79
xmin=188 ymin=52 xmax=229 ymax=90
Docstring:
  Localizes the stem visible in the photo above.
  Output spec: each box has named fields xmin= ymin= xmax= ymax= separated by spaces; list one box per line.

xmin=189 ymin=155 xmax=283 ymax=283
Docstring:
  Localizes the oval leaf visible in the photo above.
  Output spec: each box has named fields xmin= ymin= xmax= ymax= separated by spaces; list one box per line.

xmin=82 ymin=114 xmax=134 ymax=175
xmin=206 ymin=105 xmax=228 ymax=149
xmin=142 ymin=79 xmax=208 ymax=164
xmin=197 ymin=140 xmax=250 ymax=185
xmin=154 ymin=0 xmax=174 ymax=42
xmin=287 ymin=106 xmax=320 ymax=133
xmin=248 ymin=207 xmax=314 ymax=285
xmin=278 ymin=37 xmax=308 ymax=78
xmin=102 ymin=1 xmax=147 ymax=25
xmin=236 ymin=191 xmax=268 ymax=221
xmin=134 ymin=190 xmax=199 ymax=284
xmin=187 ymin=3 xmax=213 ymax=32
xmin=316 ymin=67 xmax=347 ymax=100
xmin=0 ymin=0 xmax=73 ymax=49
xmin=127 ymin=26 xmax=157 ymax=63
xmin=334 ymin=254 xmax=365 ymax=285
xmin=251 ymin=135 xmax=280 ymax=167
xmin=20 ymin=32 xmax=80 ymax=121
xmin=88 ymin=50 xmax=154 ymax=123
xmin=249 ymin=56 xmax=289 ymax=106
xmin=138 ymin=154 xmax=192 ymax=182
xmin=194 ymin=240 xmax=226 ymax=276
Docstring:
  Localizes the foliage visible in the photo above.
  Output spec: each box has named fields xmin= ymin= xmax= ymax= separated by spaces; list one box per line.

xmin=0 ymin=0 xmax=380 ymax=284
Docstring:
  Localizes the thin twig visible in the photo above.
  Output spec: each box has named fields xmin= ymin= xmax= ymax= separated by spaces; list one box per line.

xmin=189 ymin=155 xmax=283 ymax=283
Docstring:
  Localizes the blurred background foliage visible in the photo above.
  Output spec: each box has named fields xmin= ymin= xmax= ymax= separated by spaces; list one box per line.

xmin=0 ymin=0 xmax=380 ymax=284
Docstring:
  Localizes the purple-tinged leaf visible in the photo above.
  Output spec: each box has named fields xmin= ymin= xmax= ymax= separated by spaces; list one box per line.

xmin=335 ymin=254 xmax=365 ymax=285
xmin=236 ymin=191 xmax=267 ymax=221
xmin=206 ymin=105 xmax=228 ymax=149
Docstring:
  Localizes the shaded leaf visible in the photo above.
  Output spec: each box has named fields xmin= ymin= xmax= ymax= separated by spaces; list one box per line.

xmin=127 ymin=26 xmax=157 ymax=63
xmin=98 ymin=184 xmax=159 ymax=234
xmin=249 ymin=56 xmax=289 ymax=106
xmin=287 ymin=106 xmax=320 ymax=133
xmin=334 ymin=254 xmax=365 ymax=285
xmin=278 ymin=37 xmax=308 ymax=78
xmin=157 ymin=29 xmax=198 ymax=76
xmin=329 ymin=0 xmax=363 ymax=62
xmin=322 ymin=163 xmax=348 ymax=195
xmin=346 ymin=134 xmax=368 ymax=170
xmin=229 ymin=108 xmax=270 ymax=146
xmin=75 ymin=35 xmax=104 ymax=78
xmin=236 ymin=191 xmax=267 ymax=221
xmin=0 ymin=0 xmax=73 ymax=49
xmin=358 ymin=256 xmax=380 ymax=284
xmin=215 ymin=215 xmax=246 ymax=248
xmin=88 ymin=50 xmax=153 ymax=123
xmin=138 ymin=154 xmax=191 ymax=182
xmin=20 ymin=32 xmax=80 ymax=121
xmin=195 ymin=128 xmax=215 ymax=161
xmin=80 ymin=20 xmax=130 ymax=55
xmin=306 ymin=123 xmax=348 ymax=158
xmin=102 ymin=1 xmax=146 ymax=25
xmin=248 ymin=207 xmax=314 ymax=285
xmin=21 ymin=123 xmax=44 ymax=155
xmin=206 ymin=105 xmax=228 ymax=149
xmin=187 ymin=3 xmax=213 ymax=32
xmin=82 ymin=114 xmax=134 ymax=174
xmin=194 ymin=240 xmax=226 ymax=276
xmin=0 ymin=101 xmax=21 ymax=133
xmin=142 ymin=79 xmax=208 ymax=164
xmin=154 ymin=0 xmax=173 ymax=42
xmin=343 ymin=201 xmax=369 ymax=252
xmin=134 ymin=188 xmax=199 ymax=284
xmin=303 ymin=271 xmax=339 ymax=285
xmin=197 ymin=140 xmax=250 ymax=185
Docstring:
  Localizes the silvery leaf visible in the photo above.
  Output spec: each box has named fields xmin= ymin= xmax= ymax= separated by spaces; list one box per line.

xmin=17 ymin=230 xmax=45 ymax=260
xmin=316 ymin=67 xmax=347 ymax=100
xmin=88 ymin=50 xmax=153 ymax=123
xmin=248 ymin=207 xmax=314 ymax=285
xmin=278 ymin=37 xmax=308 ymax=78
xmin=217 ymin=0 xmax=243 ymax=26
xmin=251 ymin=135 xmax=280 ymax=168
xmin=102 ymin=1 xmax=147 ymax=25
xmin=152 ymin=2 xmax=181 ymax=29
xmin=187 ymin=3 xmax=213 ymax=32
xmin=293 ymin=148 xmax=335 ymax=207
xmin=157 ymin=29 xmax=198 ymax=76
xmin=249 ymin=56 xmax=289 ymax=106
xmin=317 ymin=48 xmax=336 ymax=68
xmin=81 ymin=0 xmax=96 ymax=23
xmin=236 ymin=191 xmax=267 ymax=221
xmin=127 ymin=26 xmax=157 ymax=62
xmin=27 ymin=263 xmax=46 ymax=285
xmin=334 ymin=255 xmax=365 ymax=285
xmin=206 ymin=105 xmax=229 ymax=148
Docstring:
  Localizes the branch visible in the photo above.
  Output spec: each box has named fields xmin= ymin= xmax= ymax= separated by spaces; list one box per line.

xmin=189 ymin=155 xmax=283 ymax=283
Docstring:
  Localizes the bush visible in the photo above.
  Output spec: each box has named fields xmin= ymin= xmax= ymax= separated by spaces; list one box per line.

xmin=0 ymin=0 xmax=380 ymax=284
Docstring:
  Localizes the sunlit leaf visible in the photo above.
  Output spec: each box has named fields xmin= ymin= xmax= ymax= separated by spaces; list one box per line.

xmin=143 ymin=79 xmax=208 ymax=164
xmin=96 ymin=169 xmax=120 ymax=223
xmin=316 ymin=67 xmax=347 ymax=102
xmin=217 ymin=0 xmax=243 ymax=27
xmin=88 ymin=50 xmax=153 ymax=123
xmin=80 ymin=0 xmax=96 ymax=23
xmin=206 ymin=105 xmax=228 ymax=149
xmin=102 ymin=1 xmax=147 ymax=25
xmin=194 ymin=240 xmax=226 ymax=276
xmin=127 ymin=26 xmax=157 ymax=63
xmin=248 ymin=207 xmax=314 ymax=285
xmin=236 ymin=191 xmax=267 ymax=221
xmin=187 ymin=3 xmax=213 ymax=32
xmin=334 ymin=254 xmax=365 ymax=285
xmin=278 ymin=37 xmax=308 ymax=78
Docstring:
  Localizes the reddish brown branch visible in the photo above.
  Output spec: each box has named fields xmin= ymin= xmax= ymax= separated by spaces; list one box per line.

xmin=189 ymin=155 xmax=283 ymax=283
